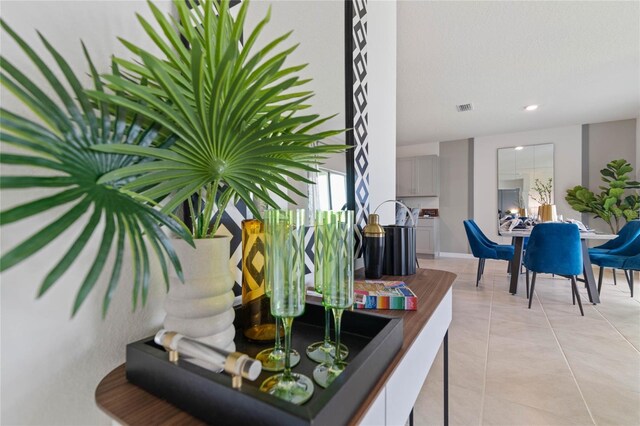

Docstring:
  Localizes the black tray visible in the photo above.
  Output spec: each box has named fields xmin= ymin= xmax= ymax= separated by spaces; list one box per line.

xmin=126 ymin=302 xmax=403 ymax=425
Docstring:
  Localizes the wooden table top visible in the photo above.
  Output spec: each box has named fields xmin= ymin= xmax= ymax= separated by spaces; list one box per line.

xmin=95 ymin=268 xmax=457 ymax=425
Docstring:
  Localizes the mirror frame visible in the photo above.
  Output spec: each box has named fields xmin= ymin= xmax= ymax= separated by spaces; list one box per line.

xmin=344 ymin=0 xmax=369 ymax=258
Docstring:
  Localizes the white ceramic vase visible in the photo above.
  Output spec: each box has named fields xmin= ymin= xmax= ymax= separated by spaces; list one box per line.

xmin=163 ymin=236 xmax=236 ymax=352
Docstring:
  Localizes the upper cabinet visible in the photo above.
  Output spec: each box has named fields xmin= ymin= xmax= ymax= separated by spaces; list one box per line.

xmin=396 ymin=155 xmax=439 ymax=197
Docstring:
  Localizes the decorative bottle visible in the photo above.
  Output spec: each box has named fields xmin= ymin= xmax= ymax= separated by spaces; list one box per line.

xmin=241 ymin=219 xmax=277 ymax=341
xmin=363 ymin=214 xmax=385 ymax=279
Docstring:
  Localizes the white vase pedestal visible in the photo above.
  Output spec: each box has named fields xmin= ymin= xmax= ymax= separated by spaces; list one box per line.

xmin=163 ymin=237 xmax=236 ymax=360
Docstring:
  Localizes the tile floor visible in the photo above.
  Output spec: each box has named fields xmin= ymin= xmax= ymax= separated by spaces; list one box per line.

xmin=414 ymin=257 xmax=640 ymax=426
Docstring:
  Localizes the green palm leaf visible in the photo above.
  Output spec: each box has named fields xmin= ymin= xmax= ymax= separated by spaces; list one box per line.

xmin=91 ymin=0 xmax=347 ymax=238
xmin=0 ymin=19 xmax=193 ymax=317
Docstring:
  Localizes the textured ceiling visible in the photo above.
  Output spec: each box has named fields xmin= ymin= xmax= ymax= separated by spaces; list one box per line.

xmin=396 ymin=1 xmax=640 ymax=146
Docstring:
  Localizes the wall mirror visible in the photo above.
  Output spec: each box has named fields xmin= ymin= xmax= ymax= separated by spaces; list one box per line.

xmin=179 ymin=0 xmax=360 ymax=289
xmin=264 ymin=1 xmax=350 ymax=217
xmin=497 ymin=143 xmax=554 ymax=218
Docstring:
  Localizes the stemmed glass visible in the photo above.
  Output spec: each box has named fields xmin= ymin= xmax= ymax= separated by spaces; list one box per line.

xmin=306 ymin=212 xmax=349 ymax=363
xmin=255 ymin=218 xmax=301 ymax=372
xmin=259 ymin=209 xmax=314 ymax=404
xmin=313 ymin=210 xmax=354 ymax=388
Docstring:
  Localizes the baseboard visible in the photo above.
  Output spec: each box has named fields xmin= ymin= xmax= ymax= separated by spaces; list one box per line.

xmin=439 ymin=252 xmax=474 ymax=259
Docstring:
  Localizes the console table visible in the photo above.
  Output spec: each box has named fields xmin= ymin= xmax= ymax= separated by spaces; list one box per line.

xmin=95 ymin=268 xmax=456 ymax=425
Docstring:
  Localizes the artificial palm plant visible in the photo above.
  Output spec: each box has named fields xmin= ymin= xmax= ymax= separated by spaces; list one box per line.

xmin=0 ymin=20 xmax=193 ymax=316
xmin=0 ymin=0 xmax=345 ymax=315
xmin=93 ymin=0 xmax=346 ymax=238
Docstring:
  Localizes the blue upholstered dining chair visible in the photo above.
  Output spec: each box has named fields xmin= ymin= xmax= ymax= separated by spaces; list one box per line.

xmin=590 ymin=220 xmax=640 ymax=285
xmin=469 ymin=219 xmax=525 ymax=274
xmin=463 ymin=220 xmax=514 ymax=287
xmin=590 ymin=220 xmax=640 ymax=253
xmin=524 ymin=223 xmax=584 ymax=315
xmin=622 ymin=255 xmax=640 ymax=297
xmin=590 ymin=234 xmax=640 ymax=297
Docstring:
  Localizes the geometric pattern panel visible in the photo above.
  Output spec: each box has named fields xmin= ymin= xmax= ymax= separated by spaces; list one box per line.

xmin=213 ymin=196 xmax=250 ymax=297
xmin=304 ymin=226 xmax=315 ymax=278
xmin=351 ymin=0 xmax=369 ymax=258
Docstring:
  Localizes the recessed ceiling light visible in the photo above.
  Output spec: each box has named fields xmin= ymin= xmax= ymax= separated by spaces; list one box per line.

xmin=524 ymin=104 xmax=539 ymax=111
xmin=515 ymin=146 xmax=524 ymax=151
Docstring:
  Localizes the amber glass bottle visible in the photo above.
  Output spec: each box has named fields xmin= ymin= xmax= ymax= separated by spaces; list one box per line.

xmin=241 ymin=219 xmax=277 ymax=341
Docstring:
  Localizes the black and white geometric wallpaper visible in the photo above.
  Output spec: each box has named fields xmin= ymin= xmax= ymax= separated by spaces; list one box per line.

xmin=214 ymin=198 xmax=250 ymax=296
xmin=348 ymin=0 xmax=370 ymax=258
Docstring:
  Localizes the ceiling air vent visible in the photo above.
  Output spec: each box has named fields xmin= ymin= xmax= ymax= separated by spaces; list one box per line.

xmin=456 ymin=103 xmax=473 ymax=112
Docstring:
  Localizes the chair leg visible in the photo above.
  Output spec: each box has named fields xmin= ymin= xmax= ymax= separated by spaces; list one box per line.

xmin=528 ymin=272 xmax=537 ymax=309
xmin=613 ymin=269 xmax=617 ymax=285
xmin=597 ymin=267 xmax=604 ymax=295
xmin=571 ymin=276 xmax=584 ymax=316
xmin=625 ymin=270 xmax=634 ymax=298
xmin=481 ymin=258 xmax=486 ymax=276
xmin=572 ymin=282 xmax=576 ymax=305
xmin=476 ymin=259 xmax=483 ymax=287
xmin=525 ymin=268 xmax=530 ymax=300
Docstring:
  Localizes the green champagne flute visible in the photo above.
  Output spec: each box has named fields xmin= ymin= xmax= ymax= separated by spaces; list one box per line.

xmin=255 ymin=216 xmax=301 ymax=372
xmin=259 ymin=209 xmax=314 ymax=404
xmin=313 ymin=210 xmax=354 ymax=388
xmin=306 ymin=211 xmax=349 ymax=363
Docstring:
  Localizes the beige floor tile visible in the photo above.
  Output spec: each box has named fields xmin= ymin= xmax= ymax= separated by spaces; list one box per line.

xmin=485 ymin=335 xmax=569 ymax=377
xmin=489 ymin=317 xmax=557 ymax=344
xmin=577 ymin=377 xmax=640 ymax=426
xmin=609 ymin=320 xmax=640 ymax=351
xmin=562 ymin=348 xmax=640 ymax=394
xmin=448 ymin=326 xmax=489 ymax=358
xmin=414 ymin=382 xmax=483 ymax=426
xmin=448 ymin=348 xmax=487 ymax=392
xmin=484 ymin=370 xmax=592 ymax=423
xmin=489 ymin=305 xmax=549 ymax=327
xmin=413 ymin=257 xmax=640 ymax=426
xmin=482 ymin=394 xmax=594 ymax=426
xmin=553 ymin=328 xmax=639 ymax=362
xmin=543 ymin=311 xmax=623 ymax=341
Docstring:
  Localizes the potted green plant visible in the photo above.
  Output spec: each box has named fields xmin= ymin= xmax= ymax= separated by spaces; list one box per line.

xmin=0 ymin=0 xmax=345 ymax=333
xmin=566 ymin=159 xmax=640 ymax=233
xmin=530 ymin=177 xmax=555 ymax=221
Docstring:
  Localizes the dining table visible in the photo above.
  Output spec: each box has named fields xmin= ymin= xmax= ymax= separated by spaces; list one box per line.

xmin=499 ymin=229 xmax=617 ymax=304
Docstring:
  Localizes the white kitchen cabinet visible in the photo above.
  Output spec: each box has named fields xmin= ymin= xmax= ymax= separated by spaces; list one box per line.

xmin=396 ymin=155 xmax=439 ymax=197
xmin=396 ymin=157 xmax=414 ymax=197
xmin=416 ymin=218 xmax=440 ymax=257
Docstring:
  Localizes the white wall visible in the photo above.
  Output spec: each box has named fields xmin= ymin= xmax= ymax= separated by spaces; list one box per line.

xmin=587 ymin=119 xmax=637 ymax=233
xmin=367 ymin=0 xmax=397 ymax=225
xmin=1 ymin=2 xmax=173 ymax=424
xmin=474 ymin=126 xmax=583 ymax=243
xmin=637 ymin=115 xmax=640 ymax=180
